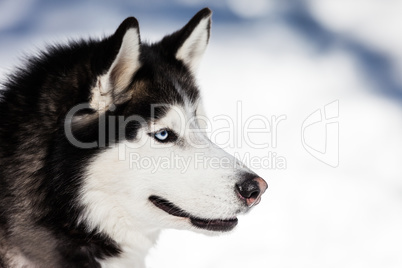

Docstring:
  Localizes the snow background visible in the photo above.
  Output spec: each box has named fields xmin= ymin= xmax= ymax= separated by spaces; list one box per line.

xmin=1 ymin=0 xmax=402 ymax=267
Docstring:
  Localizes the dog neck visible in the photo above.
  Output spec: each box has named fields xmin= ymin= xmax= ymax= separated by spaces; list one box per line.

xmin=99 ymin=228 xmax=161 ymax=268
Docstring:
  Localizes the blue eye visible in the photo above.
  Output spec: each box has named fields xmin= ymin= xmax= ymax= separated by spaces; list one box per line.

xmin=151 ymin=129 xmax=178 ymax=143
xmin=154 ymin=129 xmax=169 ymax=141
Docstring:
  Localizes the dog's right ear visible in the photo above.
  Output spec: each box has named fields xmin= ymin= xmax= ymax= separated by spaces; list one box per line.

xmin=160 ymin=8 xmax=212 ymax=74
xmin=90 ymin=17 xmax=141 ymax=110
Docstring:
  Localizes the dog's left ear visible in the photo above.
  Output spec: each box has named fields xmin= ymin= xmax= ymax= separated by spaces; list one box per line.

xmin=91 ymin=17 xmax=141 ymax=110
xmin=162 ymin=8 xmax=212 ymax=74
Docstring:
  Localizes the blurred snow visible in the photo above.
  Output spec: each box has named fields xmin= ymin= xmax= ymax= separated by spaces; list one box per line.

xmin=307 ymin=0 xmax=402 ymax=91
xmin=1 ymin=1 xmax=402 ymax=267
xmin=0 ymin=0 xmax=36 ymax=31
xmin=226 ymin=0 xmax=276 ymax=18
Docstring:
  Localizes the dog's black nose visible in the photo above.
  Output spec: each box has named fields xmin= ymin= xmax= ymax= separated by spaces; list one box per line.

xmin=236 ymin=176 xmax=267 ymax=207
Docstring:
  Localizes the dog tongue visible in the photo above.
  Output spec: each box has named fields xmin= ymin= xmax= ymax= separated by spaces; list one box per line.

xmin=190 ymin=217 xmax=238 ymax=232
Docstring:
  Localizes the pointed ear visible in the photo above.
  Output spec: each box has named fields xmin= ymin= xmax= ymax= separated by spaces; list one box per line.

xmin=163 ymin=8 xmax=212 ymax=74
xmin=91 ymin=17 xmax=141 ymax=110
xmin=176 ymin=8 xmax=212 ymax=73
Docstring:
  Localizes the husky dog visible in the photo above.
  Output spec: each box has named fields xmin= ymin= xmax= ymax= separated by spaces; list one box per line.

xmin=0 ymin=8 xmax=267 ymax=268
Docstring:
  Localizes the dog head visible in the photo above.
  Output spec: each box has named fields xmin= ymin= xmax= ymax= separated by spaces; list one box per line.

xmin=69 ymin=8 xmax=267 ymax=241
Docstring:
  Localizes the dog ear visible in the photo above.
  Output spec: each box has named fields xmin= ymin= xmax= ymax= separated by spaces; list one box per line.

xmin=162 ymin=8 xmax=212 ymax=74
xmin=91 ymin=17 xmax=141 ymax=110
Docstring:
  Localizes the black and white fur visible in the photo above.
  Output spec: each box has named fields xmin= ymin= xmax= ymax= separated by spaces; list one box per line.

xmin=0 ymin=8 xmax=267 ymax=268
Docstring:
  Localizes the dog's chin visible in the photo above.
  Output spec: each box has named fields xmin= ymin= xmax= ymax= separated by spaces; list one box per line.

xmin=149 ymin=195 xmax=238 ymax=232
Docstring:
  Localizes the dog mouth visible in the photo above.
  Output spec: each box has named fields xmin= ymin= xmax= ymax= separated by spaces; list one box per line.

xmin=149 ymin=195 xmax=238 ymax=232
